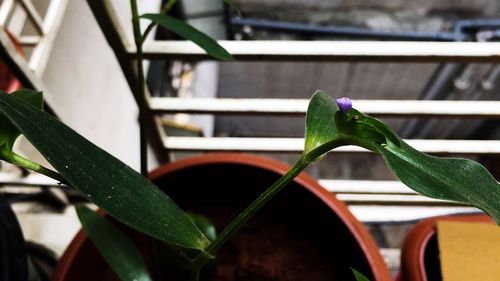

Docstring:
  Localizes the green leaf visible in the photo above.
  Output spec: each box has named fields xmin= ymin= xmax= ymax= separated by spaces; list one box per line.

xmin=303 ymin=92 xmax=393 ymax=162
xmin=333 ymin=105 xmax=500 ymax=224
xmin=302 ymin=91 xmax=500 ymax=223
xmin=336 ymin=108 xmax=400 ymax=149
xmin=0 ymin=92 xmax=209 ymax=250
xmin=380 ymin=138 xmax=500 ymax=223
xmin=76 ymin=205 xmax=152 ymax=281
xmin=187 ymin=213 xmax=217 ymax=242
xmin=0 ymin=90 xmax=42 ymax=151
xmin=303 ymin=91 xmax=342 ymax=161
xmin=303 ymin=92 xmax=387 ymax=161
xmin=140 ymin=14 xmax=233 ymax=61
xmin=351 ymin=268 xmax=370 ymax=281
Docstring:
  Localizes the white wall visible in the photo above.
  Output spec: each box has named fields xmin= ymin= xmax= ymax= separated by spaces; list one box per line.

xmin=14 ymin=0 xmax=162 ymax=257
xmin=35 ymin=0 xmax=160 ymax=170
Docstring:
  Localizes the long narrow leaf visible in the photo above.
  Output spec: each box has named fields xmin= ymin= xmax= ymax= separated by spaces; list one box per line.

xmin=343 ymin=108 xmax=500 ymax=223
xmin=303 ymin=90 xmax=341 ymax=161
xmin=76 ymin=205 xmax=151 ymax=281
xmin=0 ymin=92 xmax=209 ymax=249
xmin=141 ymin=13 xmax=233 ymax=61
xmin=303 ymin=92 xmax=500 ymax=224
xmin=335 ymin=102 xmax=500 ymax=222
xmin=0 ymin=90 xmax=42 ymax=150
xmin=380 ymin=139 xmax=500 ymax=222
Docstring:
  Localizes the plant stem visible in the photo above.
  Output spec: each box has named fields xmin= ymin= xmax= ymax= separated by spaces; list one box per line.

xmin=187 ymin=250 xmax=212 ymax=281
xmin=8 ymin=152 xmax=67 ymax=184
xmin=130 ymin=0 xmax=148 ymax=176
xmin=203 ymin=157 xmax=310 ymax=256
xmin=141 ymin=0 xmax=178 ymax=43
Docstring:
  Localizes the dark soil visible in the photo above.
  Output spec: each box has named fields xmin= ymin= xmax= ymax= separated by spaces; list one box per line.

xmin=212 ymin=217 xmax=339 ymax=281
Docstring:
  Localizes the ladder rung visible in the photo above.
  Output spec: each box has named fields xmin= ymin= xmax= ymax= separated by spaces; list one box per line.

xmin=150 ymin=97 xmax=500 ymax=118
xmin=19 ymin=35 xmax=42 ymax=46
xmin=0 ymin=173 xmax=62 ymax=187
xmin=348 ymin=205 xmax=480 ymax=222
xmin=320 ymin=180 xmax=415 ymax=194
xmin=18 ymin=0 xmax=45 ymax=34
xmin=0 ymin=175 xmax=481 ymax=221
xmin=136 ymin=41 xmax=500 ymax=62
xmin=163 ymin=137 xmax=500 ymax=154
xmin=0 ymin=0 xmax=14 ymax=26
xmin=337 ymin=194 xmax=456 ymax=204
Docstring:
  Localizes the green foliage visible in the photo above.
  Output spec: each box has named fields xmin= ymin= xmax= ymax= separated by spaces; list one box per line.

xmin=3 ymin=86 xmax=500 ymax=281
xmin=379 ymin=138 xmax=500 ymax=222
xmin=140 ymin=14 xmax=233 ymax=61
xmin=304 ymin=91 xmax=500 ymax=224
xmin=351 ymin=268 xmax=370 ymax=281
xmin=303 ymin=90 xmax=399 ymax=161
xmin=303 ymin=90 xmax=342 ymax=161
xmin=0 ymin=92 xmax=209 ymax=250
xmin=76 ymin=205 xmax=152 ymax=281
xmin=0 ymin=90 xmax=42 ymax=153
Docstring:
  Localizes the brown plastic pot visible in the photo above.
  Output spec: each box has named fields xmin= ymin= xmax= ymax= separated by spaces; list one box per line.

xmin=397 ymin=214 xmax=493 ymax=281
xmin=53 ymin=153 xmax=391 ymax=281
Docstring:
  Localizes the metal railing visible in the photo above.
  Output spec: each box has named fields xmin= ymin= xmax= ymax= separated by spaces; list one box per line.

xmin=150 ymin=97 xmax=500 ymax=117
xmin=0 ymin=0 xmax=68 ymax=74
xmin=0 ymin=0 xmax=68 ymax=106
xmin=1 ymin=0 xmax=494 ymax=222
xmin=135 ymin=40 xmax=500 ymax=62
xmin=87 ymin=0 xmax=494 ymax=221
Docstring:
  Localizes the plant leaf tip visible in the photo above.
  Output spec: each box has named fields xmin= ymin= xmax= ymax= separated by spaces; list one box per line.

xmin=336 ymin=97 xmax=352 ymax=112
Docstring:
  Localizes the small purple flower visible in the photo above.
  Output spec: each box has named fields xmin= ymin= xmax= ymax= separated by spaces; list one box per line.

xmin=336 ymin=97 xmax=352 ymax=112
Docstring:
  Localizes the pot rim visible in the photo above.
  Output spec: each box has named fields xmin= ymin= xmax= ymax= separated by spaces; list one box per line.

xmin=54 ymin=153 xmax=391 ymax=281
xmin=400 ymin=213 xmax=492 ymax=281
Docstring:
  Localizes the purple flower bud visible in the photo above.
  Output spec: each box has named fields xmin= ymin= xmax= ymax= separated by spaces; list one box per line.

xmin=336 ymin=97 xmax=352 ymax=112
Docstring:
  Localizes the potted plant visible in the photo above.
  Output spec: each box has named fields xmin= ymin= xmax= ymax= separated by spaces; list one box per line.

xmin=1 ymin=1 xmax=500 ymax=281
xmin=52 ymin=153 xmax=391 ymax=281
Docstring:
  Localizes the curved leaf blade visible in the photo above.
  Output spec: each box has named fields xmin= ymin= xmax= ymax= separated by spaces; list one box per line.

xmin=0 ymin=90 xmax=42 ymax=151
xmin=303 ymin=92 xmax=391 ymax=161
xmin=303 ymin=92 xmax=500 ymax=223
xmin=337 ymin=108 xmax=400 ymax=149
xmin=338 ymin=109 xmax=500 ymax=223
xmin=322 ymin=99 xmax=500 ymax=223
xmin=303 ymin=91 xmax=341 ymax=160
xmin=380 ymin=139 xmax=500 ymax=223
xmin=141 ymin=14 xmax=233 ymax=61
xmin=76 ymin=205 xmax=151 ymax=281
xmin=0 ymin=92 xmax=209 ymax=249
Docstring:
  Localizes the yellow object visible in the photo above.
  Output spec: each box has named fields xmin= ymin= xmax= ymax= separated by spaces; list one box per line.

xmin=437 ymin=220 xmax=500 ymax=281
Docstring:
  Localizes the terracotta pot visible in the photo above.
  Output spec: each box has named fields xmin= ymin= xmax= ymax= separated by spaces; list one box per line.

xmin=398 ymin=214 xmax=493 ymax=281
xmin=53 ymin=153 xmax=391 ymax=281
